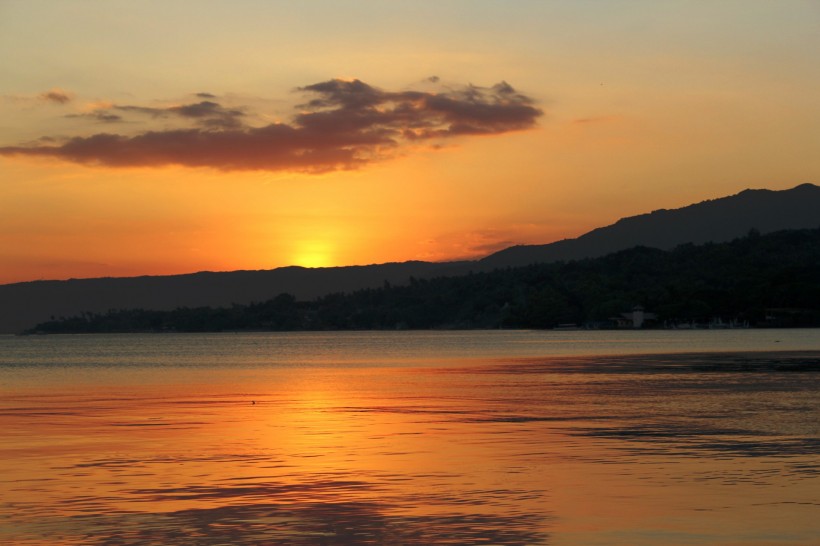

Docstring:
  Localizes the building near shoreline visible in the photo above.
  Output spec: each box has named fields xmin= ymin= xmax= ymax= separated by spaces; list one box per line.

xmin=615 ymin=305 xmax=657 ymax=329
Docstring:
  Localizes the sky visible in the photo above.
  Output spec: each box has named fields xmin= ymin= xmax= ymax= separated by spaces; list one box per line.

xmin=1 ymin=0 xmax=819 ymax=285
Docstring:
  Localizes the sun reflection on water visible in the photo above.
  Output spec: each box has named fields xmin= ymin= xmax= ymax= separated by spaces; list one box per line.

xmin=1 ymin=335 xmax=818 ymax=545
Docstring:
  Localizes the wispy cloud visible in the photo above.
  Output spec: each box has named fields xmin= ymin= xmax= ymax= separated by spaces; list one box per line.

xmin=66 ymin=111 xmax=124 ymax=123
xmin=0 ymin=78 xmax=542 ymax=172
xmin=39 ymin=88 xmax=73 ymax=104
xmin=570 ymin=115 xmax=621 ymax=125
xmin=107 ymin=100 xmax=246 ymax=129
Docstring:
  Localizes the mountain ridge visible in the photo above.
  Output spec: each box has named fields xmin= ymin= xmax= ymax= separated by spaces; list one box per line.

xmin=1 ymin=183 xmax=817 ymax=333
xmin=0 ymin=261 xmax=467 ymax=334
xmin=25 ymin=227 xmax=820 ymax=333
xmin=477 ymin=183 xmax=820 ymax=269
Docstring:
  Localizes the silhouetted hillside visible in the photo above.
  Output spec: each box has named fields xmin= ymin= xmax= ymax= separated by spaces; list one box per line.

xmin=27 ymin=228 xmax=820 ymax=333
xmin=2 ymin=183 xmax=817 ymax=333
xmin=479 ymin=183 xmax=820 ymax=269
xmin=0 ymin=262 xmax=465 ymax=334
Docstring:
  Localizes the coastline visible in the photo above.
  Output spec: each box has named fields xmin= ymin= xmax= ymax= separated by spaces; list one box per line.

xmin=488 ymin=350 xmax=820 ymax=374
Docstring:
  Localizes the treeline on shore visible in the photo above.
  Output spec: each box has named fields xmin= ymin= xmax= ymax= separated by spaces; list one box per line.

xmin=26 ymin=228 xmax=820 ymax=334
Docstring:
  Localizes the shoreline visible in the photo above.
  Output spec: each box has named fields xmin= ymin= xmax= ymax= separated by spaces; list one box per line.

xmin=11 ymin=325 xmax=820 ymax=336
xmin=491 ymin=350 xmax=820 ymax=374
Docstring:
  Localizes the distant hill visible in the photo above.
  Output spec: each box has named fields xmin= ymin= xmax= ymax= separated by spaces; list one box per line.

xmin=26 ymin=228 xmax=820 ymax=333
xmin=478 ymin=183 xmax=820 ymax=269
xmin=1 ymin=183 xmax=817 ymax=333
xmin=0 ymin=262 xmax=464 ymax=334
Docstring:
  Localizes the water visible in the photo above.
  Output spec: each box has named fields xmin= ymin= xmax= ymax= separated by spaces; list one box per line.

xmin=1 ymin=330 xmax=818 ymax=545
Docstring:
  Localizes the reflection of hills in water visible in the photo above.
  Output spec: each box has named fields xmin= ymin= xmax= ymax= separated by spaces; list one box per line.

xmin=1 ymin=183 xmax=819 ymax=333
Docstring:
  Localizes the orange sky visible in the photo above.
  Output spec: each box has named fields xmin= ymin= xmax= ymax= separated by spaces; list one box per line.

xmin=1 ymin=1 xmax=819 ymax=284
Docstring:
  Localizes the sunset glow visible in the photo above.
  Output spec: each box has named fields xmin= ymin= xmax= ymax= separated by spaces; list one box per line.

xmin=292 ymin=241 xmax=335 ymax=269
xmin=1 ymin=1 xmax=818 ymax=284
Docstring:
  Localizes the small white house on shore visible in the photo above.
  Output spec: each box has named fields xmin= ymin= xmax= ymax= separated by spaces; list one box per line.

xmin=615 ymin=305 xmax=657 ymax=328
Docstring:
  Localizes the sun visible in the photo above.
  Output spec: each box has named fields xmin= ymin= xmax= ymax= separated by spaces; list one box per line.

xmin=292 ymin=241 xmax=333 ymax=268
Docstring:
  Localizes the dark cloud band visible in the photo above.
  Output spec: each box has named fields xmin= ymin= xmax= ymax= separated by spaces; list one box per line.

xmin=1 ymin=79 xmax=542 ymax=172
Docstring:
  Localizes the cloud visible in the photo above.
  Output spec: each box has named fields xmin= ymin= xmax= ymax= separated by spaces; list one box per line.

xmin=108 ymin=100 xmax=246 ymax=129
xmin=167 ymin=101 xmax=245 ymax=129
xmin=40 ymin=88 xmax=73 ymax=104
xmin=571 ymin=115 xmax=621 ymax=125
xmin=0 ymin=78 xmax=542 ymax=172
xmin=66 ymin=111 xmax=124 ymax=123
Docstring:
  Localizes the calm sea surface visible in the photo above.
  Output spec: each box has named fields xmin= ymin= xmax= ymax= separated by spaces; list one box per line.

xmin=1 ymin=329 xmax=818 ymax=545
